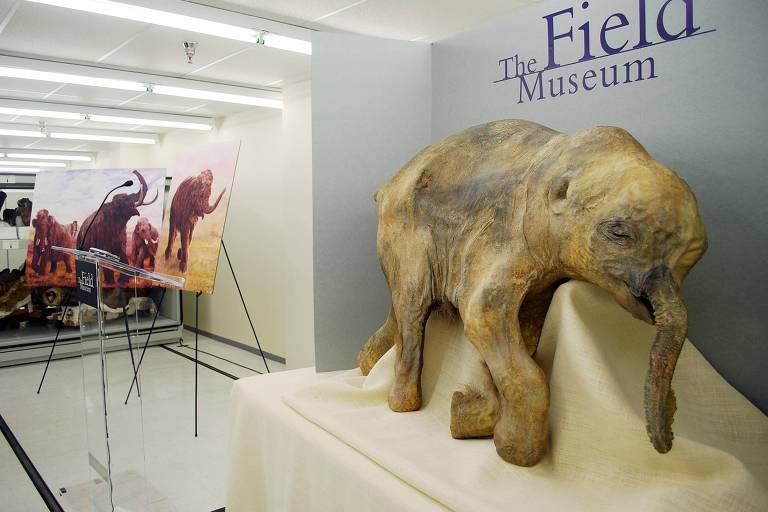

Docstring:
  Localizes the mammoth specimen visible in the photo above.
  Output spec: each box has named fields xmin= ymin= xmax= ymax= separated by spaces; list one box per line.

xmin=78 ymin=169 xmax=158 ymax=283
xmin=31 ymin=209 xmax=74 ymax=274
xmin=164 ymin=169 xmax=225 ymax=273
xmin=358 ymin=120 xmax=707 ymax=466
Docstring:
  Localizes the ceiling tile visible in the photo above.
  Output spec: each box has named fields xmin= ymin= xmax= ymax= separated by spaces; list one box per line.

xmin=101 ymin=25 xmax=252 ymax=80
xmin=0 ymin=2 xmax=148 ymax=62
xmin=315 ymin=0 xmax=535 ymax=41
xmin=229 ymin=0 xmax=358 ymax=22
xmin=47 ymin=85 xmax=144 ymax=105
xmin=189 ymin=44 xmax=309 ymax=87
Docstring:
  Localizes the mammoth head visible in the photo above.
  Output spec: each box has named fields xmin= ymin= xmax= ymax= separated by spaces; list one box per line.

xmin=546 ymin=126 xmax=707 ymax=454
xmin=134 ymin=217 xmax=158 ymax=245
xmin=108 ymin=192 xmax=142 ymax=220
xmin=199 ymin=169 xmax=214 ymax=186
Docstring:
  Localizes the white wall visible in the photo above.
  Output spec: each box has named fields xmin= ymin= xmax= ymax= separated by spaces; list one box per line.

xmin=311 ymin=34 xmax=432 ymax=371
xmin=281 ymin=81 xmax=315 ymax=369
xmin=95 ymin=83 xmax=313 ymax=364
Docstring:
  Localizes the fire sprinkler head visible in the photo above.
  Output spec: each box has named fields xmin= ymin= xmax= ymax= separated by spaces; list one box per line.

xmin=183 ymin=41 xmax=198 ymax=64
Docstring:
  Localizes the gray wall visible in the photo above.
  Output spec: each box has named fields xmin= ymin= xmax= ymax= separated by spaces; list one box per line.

xmin=431 ymin=0 xmax=768 ymax=411
xmin=312 ymin=33 xmax=432 ymax=371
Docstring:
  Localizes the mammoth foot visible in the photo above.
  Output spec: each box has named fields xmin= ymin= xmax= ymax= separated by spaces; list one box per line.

xmin=492 ymin=407 xmax=549 ymax=467
xmin=450 ymin=387 xmax=499 ymax=439
xmin=388 ymin=382 xmax=421 ymax=412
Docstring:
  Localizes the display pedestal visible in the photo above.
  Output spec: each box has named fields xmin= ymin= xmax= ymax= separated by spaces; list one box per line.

xmin=54 ymin=247 xmax=183 ymax=512
xmin=228 ymin=282 xmax=768 ymax=512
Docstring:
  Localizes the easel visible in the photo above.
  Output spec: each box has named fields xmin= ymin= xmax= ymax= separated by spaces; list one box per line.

xmin=124 ymin=239 xmax=270 ymax=437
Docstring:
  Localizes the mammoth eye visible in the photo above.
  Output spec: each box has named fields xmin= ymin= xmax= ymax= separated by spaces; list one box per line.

xmin=599 ymin=220 xmax=635 ymax=244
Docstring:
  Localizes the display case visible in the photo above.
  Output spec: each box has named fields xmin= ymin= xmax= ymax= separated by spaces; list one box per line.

xmin=0 ymin=172 xmax=183 ymax=368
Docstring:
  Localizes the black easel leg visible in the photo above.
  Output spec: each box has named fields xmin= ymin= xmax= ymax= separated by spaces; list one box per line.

xmin=194 ymin=291 xmax=201 ymax=438
xmin=124 ymin=287 xmax=167 ymax=404
xmin=221 ymin=241 xmax=270 ymax=373
xmin=123 ymin=305 xmax=140 ymax=398
xmin=37 ymin=289 xmax=74 ymax=394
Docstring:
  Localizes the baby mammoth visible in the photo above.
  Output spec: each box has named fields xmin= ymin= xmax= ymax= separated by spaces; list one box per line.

xmin=132 ymin=217 xmax=159 ymax=270
xmin=358 ymin=120 xmax=707 ymax=466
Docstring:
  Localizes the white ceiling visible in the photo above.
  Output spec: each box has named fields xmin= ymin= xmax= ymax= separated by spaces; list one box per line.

xmin=0 ymin=0 xmax=542 ymax=153
xmin=214 ymin=0 xmax=544 ymax=42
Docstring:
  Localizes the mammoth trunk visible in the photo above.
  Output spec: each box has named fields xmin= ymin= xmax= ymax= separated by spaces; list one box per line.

xmin=642 ymin=266 xmax=688 ymax=454
xmin=204 ymin=189 xmax=225 ymax=215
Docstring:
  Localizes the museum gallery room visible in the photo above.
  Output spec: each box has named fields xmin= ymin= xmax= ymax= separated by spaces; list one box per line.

xmin=0 ymin=0 xmax=765 ymax=511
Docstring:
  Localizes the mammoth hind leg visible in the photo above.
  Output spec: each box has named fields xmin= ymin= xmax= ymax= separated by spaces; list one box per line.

xmin=451 ymin=359 xmax=500 ymax=438
xmin=164 ymin=221 xmax=177 ymax=260
xmin=358 ymin=307 xmax=399 ymax=375
xmin=388 ymin=282 xmax=432 ymax=413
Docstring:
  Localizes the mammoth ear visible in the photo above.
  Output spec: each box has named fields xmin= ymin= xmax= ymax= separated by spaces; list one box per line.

xmin=548 ymin=175 xmax=572 ymax=214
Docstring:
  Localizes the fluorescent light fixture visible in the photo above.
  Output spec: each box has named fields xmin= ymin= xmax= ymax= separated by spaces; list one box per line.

xmin=0 ymin=168 xmax=41 ymax=173
xmin=0 ymin=160 xmax=66 ymax=167
xmin=262 ymin=33 xmax=312 ymax=55
xmin=49 ymin=131 xmax=157 ymax=144
xmin=151 ymin=85 xmax=282 ymax=108
xmin=0 ymin=56 xmax=282 ymax=108
xmin=88 ymin=114 xmax=212 ymax=130
xmin=0 ymin=128 xmax=45 ymax=138
xmin=0 ymin=106 xmax=85 ymax=120
xmin=7 ymin=152 xmax=92 ymax=161
xmin=0 ymin=65 xmax=145 ymax=91
xmin=0 ymin=99 xmax=215 ymax=130
xmin=26 ymin=0 xmax=312 ymax=54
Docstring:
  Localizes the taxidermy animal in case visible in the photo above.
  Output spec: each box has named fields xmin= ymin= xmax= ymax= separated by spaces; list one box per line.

xmin=358 ymin=120 xmax=707 ymax=466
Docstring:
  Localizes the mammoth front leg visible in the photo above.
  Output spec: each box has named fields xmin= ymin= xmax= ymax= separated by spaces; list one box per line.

xmin=179 ymin=224 xmax=193 ymax=273
xmin=462 ymin=291 xmax=549 ymax=466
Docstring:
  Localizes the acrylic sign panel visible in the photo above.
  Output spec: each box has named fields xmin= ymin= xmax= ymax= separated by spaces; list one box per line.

xmin=155 ymin=141 xmax=240 ymax=294
xmin=25 ymin=168 xmax=166 ymax=288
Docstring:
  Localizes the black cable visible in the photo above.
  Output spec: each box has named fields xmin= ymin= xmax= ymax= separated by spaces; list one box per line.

xmin=0 ymin=413 xmax=65 ymax=512
xmin=124 ymin=287 xmax=167 ymax=404
xmin=37 ymin=179 xmax=135 ymax=394
xmin=175 ymin=342 xmax=263 ymax=374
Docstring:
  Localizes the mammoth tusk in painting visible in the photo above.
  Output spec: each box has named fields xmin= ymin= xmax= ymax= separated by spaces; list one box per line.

xmin=357 ymin=119 xmax=707 ymax=466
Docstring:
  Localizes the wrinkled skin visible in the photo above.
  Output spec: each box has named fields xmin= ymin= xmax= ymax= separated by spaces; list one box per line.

xmin=164 ymin=169 xmax=225 ymax=273
xmin=357 ymin=120 xmax=707 ymax=466
xmin=131 ymin=217 xmax=159 ymax=270
xmin=31 ymin=209 xmax=74 ymax=274
xmin=78 ymin=170 xmax=158 ymax=284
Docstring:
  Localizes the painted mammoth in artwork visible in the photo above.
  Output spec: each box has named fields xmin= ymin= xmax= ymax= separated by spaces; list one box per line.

xmin=164 ymin=169 xmax=225 ymax=273
xmin=78 ymin=170 xmax=158 ymax=283
xmin=131 ymin=217 xmax=159 ymax=270
xmin=17 ymin=197 xmax=32 ymax=226
xmin=358 ymin=120 xmax=707 ymax=466
xmin=31 ymin=209 xmax=74 ymax=274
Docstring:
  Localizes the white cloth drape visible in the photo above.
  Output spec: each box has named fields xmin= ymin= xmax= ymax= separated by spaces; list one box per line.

xmin=229 ymin=281 xmax=768 ymax=511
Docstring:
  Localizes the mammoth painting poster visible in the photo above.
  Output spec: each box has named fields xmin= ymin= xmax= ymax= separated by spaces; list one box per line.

xmin=25 ymin=168 xmax=166 ymax=288
xmin=155 ymin=141 xmax=240 ymax=294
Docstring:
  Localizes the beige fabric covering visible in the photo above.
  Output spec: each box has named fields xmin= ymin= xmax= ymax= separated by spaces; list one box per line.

xmin=230 ymin=281 xmax=768 ymax=511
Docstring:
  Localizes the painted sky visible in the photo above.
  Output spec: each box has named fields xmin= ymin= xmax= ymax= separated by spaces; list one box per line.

xmin=33 ymin=168 xmax=165 ymax=233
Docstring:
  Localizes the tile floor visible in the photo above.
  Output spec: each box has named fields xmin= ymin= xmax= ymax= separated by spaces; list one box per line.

xmin=0 ymin=329 xmax=283 ymax=512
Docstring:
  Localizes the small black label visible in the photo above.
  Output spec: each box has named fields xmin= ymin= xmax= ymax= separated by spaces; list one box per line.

xmin=75 ymin=259 xmax=98 ymax=308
